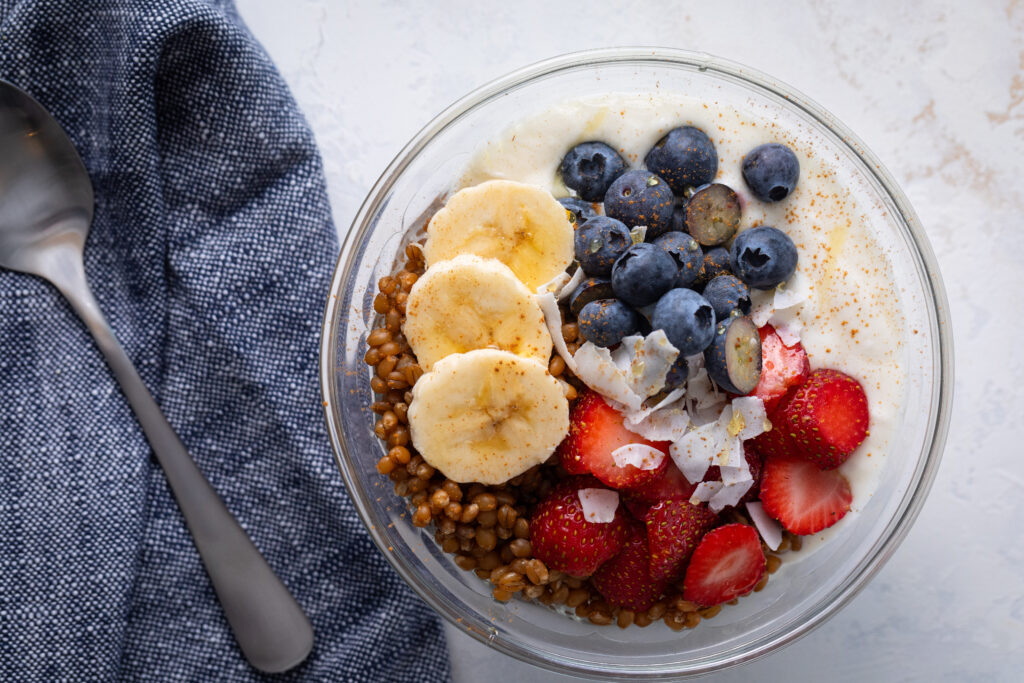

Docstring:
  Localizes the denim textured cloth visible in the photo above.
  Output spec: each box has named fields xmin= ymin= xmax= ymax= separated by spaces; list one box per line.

xmin=0 ymin=1 xmax=450 ymax=680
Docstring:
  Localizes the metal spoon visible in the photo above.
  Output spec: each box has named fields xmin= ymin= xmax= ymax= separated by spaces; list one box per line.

xmin=0 ymin=80 xmax=314 ymax=674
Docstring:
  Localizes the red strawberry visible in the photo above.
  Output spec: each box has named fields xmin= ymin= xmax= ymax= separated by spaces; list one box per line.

xmin=751 ymin=386 xmax=800 ymax=459
xmin=645 ymin=499 xmax=719 ymax=582
xmin=591 ymin=523 xmax=666 ymax=611
xmin=530 ymin=475 xmax=629 ymax=577
xmin=778 ymin=368 xmax=869 ymax=469
xmin=750 ymin=325 xmax=810 ymax=413
xmin=624 ymin=460 xmax=696 ymax=506
xmin=704 ymin=443 xmax=764 ymax=507
xmin=759 ymin=454 xmax=853 ymax=535
xmin=558 ymin=391 xmax=670 ymax=489
xmin=682 ymin=523 xmax=766 ymax=607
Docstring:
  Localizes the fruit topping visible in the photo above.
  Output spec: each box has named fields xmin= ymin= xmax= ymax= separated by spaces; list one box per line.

xmin=651 ymin=288 xmax=716 ymax=356
xmin=681 ymin=523 xmax=766 ymax=607
xmin=530 ymin=476 xmax=629 ymax=577
xmin=603 ymin=170 xmax=676 ymax=238
xmin=651 ymin=230 xmax=703 ymax=288
xmin=644 ymin=126 xmax=719 ymax=195
xmin=750 ymin=324 xmax=810 ymax=413
xmin=559 ymin=141 xmax=628 ymax=202
xmin=574 ymin=215 xmax=632 ymax=277
xmin=578 ymin=299 xmax=640 ymax=348
xmin=742 ymin=142 xmax=800 ymax=202
xmin=623 ymin=460 xmax=696 ymax=506
xmin=578 ymin=487 xmax=621 ymax=523
xmin=759 ymin=454 xmax=853 ymax=534
xmin=683 ymin=183 xmax=741 ymax=246
xmin=703 ymin=443 xmax=763 ymax=507
xmin=591 ymin=523 xmax=666 ymax=611
xmin=611 ymin=242 xmax=678 ymax=307
xmin=645 ymin=498 xmax=719 ymax=582
xmin=704 ymin=315 xmax=762 ymax=395
xmin=776 ymin=368 xmax=869 ymax=469
xmin=730 ymin=226 xmax=799 ymax=289
xmin=568 ymin=276 xmax=615 ymax=317
xmin=558 ymin=391 xmax=670 ymax=489
xmin=695 ymin=246 xmax=732 ymax=289
xmin=559 ymin=196 xmax=598 ymax=227
xmin=702 ymin=274 xmax=751 ymax=322
xmin=407 ymin=348 xmax=569 ymax=484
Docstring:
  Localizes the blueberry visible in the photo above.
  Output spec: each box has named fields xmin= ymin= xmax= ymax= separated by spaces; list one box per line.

xmin=610 ymin=242 xmax=678 ymax=307
xmin=574 ymin=216 xmax=632 ymax=277
xmin=559 ymin=197 xmax=598 ymax=227
xmin=702 ymin=274 xmax=751 ymax=321
xmin=578 ymin=299 xmax=639 ymax=347
xmin=559 ymin=141 xmax=627 ymax=202
xmin=650 ymin=288 xmax=716 ymax=356
xmin=568 ymin=277 xmax=615 ymax=318
xmin=684 ymin=183 xmax=741 ymax=246
xmin=670 ymin=202 xmax=687 ymax=234
xmin=730 ymin=226 xmax=798 ymax=289
xmin=704 ymin=316 xmax=762 ymax=394
xmin=695 ymin=246 xmax=732 ymax=289
xmin=651 ymin=231 xmax=703 ymax=288
xmin=742 ymin=143 xmax=800 ymax=202
xmin=604 ymin=170 xmax=676 ymax=238
xmin=644 ymin=126 xmax=718 ymax=195
xmin=664 ymin=354 xmax=689 ymax=391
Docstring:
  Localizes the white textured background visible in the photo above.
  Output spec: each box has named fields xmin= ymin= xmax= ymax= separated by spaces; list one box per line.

xmin=236 ymin=1 xmax=1023 ymax=680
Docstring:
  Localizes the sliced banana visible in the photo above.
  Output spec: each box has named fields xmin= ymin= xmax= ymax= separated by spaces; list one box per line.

xmin=408 ymin=349 xmax=569 ymax=484
xmin=404 ymin=254 xmax=552 ymax=371
xmin=423 ymin=180 xmax=574 ymax=292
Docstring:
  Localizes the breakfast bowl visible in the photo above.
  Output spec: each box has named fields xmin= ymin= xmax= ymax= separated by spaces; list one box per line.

xmin=318 ymin=48 xmax=953 ymax=679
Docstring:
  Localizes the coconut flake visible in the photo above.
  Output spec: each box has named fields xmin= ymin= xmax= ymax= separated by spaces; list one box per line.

xmin=623 ymin=397 xmax=690 ymax=441
xmin=538 ymin=270 xmax=571 ymax=296
xmin=731 ymin=396 xmax=768 ymax=441
xmin=773 ymin=269 xmax=809 ymax=311
xmin=629 ymin=225 xmax=647 ymax=243
xmin=670 ymin=420 xmax=727 ymax=483
xmin=612 ymin=444 xmax=667 ymax=471
xmin=687 ymin=368 xmax=725 ymax=411
xmin=573 ymin=342 xmax=643 ymax=411
xmin=750 ymin=288 xmax=775 ymax=327
xmin=629 ymin=330 xmax=679 ymax=398
xmin=535 ymin=291 xmax=577 ymax=374
xmin=689 ymin=480 xmax=723 ymax=504
xmin=746 ymin=501 xmax=783 ymax=551
xmin=578 ymin=488 xmax=619 ymax=523
xmin=610 ymin=336 xmax=641 ymax=375
xmin=771 ymin=317 xmax=803 ymax=348
xmin=557 ymin=267 xmax=586 ymax=301
xmin=709 ymin=480 xmax=752 ymax=512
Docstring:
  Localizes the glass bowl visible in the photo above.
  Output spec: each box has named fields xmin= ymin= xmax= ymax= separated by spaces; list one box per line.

xmin=319 ymin=48 xmax=953 ymax=679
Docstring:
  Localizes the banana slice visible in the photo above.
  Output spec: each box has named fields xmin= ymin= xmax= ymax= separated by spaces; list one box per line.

xmin=423 ymin=180 xmax=574 ymax=291
xmin=404 ymin=254 xmax=552 ymax=371
xmin=408 ymin=349 xmax=569 ymax=484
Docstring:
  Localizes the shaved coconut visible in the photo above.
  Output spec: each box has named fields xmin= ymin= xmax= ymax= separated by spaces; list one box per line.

xmin=557 ymin=267 xmax=586 ymax=302
xmin=687 ymin=368 xmax=725 ymax=411
xmin=630 ymin=225 xmax=647 ymax=243
xmin=624 ymin=398 xmax=690 ymax=441
xmin=731 ymin=396 xmax=768 ymax=441
xmin=573 ymin=343 xmax=643 ymax=411
xmin=750 ymin=288 xmax=774 ymax=327
xmin=720 ymin=462 xmax=753 ymax=487
xmin=746 ymin=501 xmax=783 ymax=550
xmin=535 ymin=291 xmax=578 ymax=374
xmin=539 ymin=270 xmax=571 ymax=296
xmin=629 ymin=330 xmax=679 ymax=398
xmin=610 ymin=336 xmax=642 ymax=374
xmin=772 ymin=317 xmax=803 ymax=348
xmin=578 ymin=488 xmax=619 ymax=523
xmin=612 ymin=444 xmax=666 ymax=471
xmin=720 ymin=432 xmax=745 ymax=468
xmin=709 ymin=480 xmax=752 ymax=511
xmin=624 ymin=387 xmax=686 ymax=424
xmin=671 ymin=420 xmax=727 ymax=483
xmin=689 ymin=480 xmax=723 ymax=504
xmin=773 ymin=269 xmax=809 ymax=311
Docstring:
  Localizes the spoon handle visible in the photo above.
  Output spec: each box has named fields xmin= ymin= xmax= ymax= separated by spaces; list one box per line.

xmin=50 ymin=248 xmax=314 ymax=674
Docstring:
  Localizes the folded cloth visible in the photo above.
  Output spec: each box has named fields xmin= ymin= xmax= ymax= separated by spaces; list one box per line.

xmin=0 ymin=1 xmax=450 ymax=680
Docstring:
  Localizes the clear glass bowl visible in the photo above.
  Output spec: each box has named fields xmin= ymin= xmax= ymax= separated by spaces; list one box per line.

xmin=319 ymin=48 xmax=953 ymax=679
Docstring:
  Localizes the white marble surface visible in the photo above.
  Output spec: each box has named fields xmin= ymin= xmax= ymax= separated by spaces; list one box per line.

xmin=236 ymin=1 xmax=1024 ymax=680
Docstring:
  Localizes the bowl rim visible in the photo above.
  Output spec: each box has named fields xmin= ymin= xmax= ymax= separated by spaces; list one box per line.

xmin=319 ymin=47 xmax=954 ymax=678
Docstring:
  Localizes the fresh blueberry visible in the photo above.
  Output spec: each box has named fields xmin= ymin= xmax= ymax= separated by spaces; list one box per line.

xmin=558 ymin=197 xmax=598 ymax=227
xmin=568 ymin=277 xmax=616 ymax=317
xmin=664 ymin=354 xmax=689 ymax=391
xmin=702 ymin=274 xmax=751 ymax=321
xmin=650 ymin=288 xmax=716 ymax=356
xmin=695 ymin=246 xmax=732 ymax=289
xmin=652 ymin=231 xmax=703 ymax=288
xmin=684 ymin=183 xmax=741 ymax=246
xmin=559 ymin=141 xmax=627 ymax=202
xmin=574 ymin=216 xmax=632 ymax=277
xmin=578 ymin=299 xmax=639 ymax=347
xmin=730 ymin=226 xmax=798 ymax=289
xmin=742 ymin=143 xmax=800 ymax=202
xmin=704 ymin=316 xmax=762 ymax=394
xmin=604 ymin=170 xmax=676 ymax=238
xmin=670 ymin=202 xmax=687 ymax=234
xmin=610 ymin=242 xmax=678 ymax=307
xmin=644 ymin=126 xmax=718 ymax=195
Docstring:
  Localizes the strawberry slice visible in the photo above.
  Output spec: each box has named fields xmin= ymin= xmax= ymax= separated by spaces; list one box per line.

xmin=591 ymin=523 xmax=667 ymax=611
xmin=759 ymin=454 xmax=853 ymax=535
xmin=682 ymin=523 xmax=766 ymax=607
xmin=558 ymin=391 xmax=670 ymax=489
xmin=779 ymin=368 xmax=869 ymax=469
xmin=751 ymin=386 xmax=800 ymax=459
xmin=624 ymin=460 xmax=696 ymax=506
xmin=645 ymin=499 xmax=719 ymax=582
xmin=750 ymin=325 xmax=810 ymax=413
xmin=530 ymin=475 xmax=629 ymax=577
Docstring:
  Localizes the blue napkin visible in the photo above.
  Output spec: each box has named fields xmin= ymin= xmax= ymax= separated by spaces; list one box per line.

xmin=0 ymin=1 xmax=450 ymax=680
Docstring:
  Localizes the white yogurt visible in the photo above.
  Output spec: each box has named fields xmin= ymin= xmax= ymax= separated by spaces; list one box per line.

xmin=459 ymin=92 xmax=906 ymax=548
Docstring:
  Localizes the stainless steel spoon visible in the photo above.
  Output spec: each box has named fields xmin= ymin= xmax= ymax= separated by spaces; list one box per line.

xmin=0 ymin=80 xmax=314 ymax=674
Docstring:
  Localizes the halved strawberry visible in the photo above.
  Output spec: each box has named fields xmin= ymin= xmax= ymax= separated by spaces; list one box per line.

xmin=558 ymin=391 xmax=670 ymax=489
xmin=591 ymin=523 xmax=667 ymax=611
xmin=623 ymin=460 xmax=696 ymax=506
xmin=750 ymin=324 xmax=810 ymax=413
xmin=530 ymin=475 xmax=629 ymax=577
xmin=682 ymin=523 xmax=766 ymax=607
xmin=759 ymin=454 xmax=853 ymax=535
xmin=780 ymin=368 xmax=869 ymax=470
xmin=645 ymin=499 xmax=719 ymax=582
xmin=751 ymin=386 xmax=800 ymax=459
